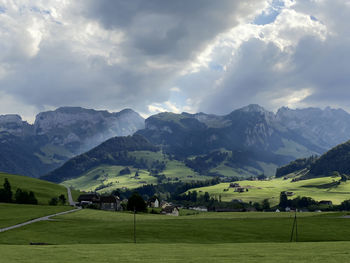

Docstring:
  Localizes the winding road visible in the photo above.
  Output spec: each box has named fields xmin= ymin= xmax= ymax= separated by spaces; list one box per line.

xmin=0 ymin=187 xmax=80 ymax=233
xmin=66 ymin=186 xmax=76 ymax=206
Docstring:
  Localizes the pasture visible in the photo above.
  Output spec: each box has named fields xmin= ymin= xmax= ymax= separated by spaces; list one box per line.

xmin=190 ymin=176 xmax=350 ymax=205
xmin=2 ymin=208 xmax=350 ymax=262
xmin=1 ymin=209 xmax=350 ymax=245
xmin=0 ymin=172 xmax=76 ymax=205
xmin=0 ymin=203 xmax=73 ymax=228
xmin=1 ymin=242 xmax=350 ymax=263
xmin=62 ymin=151 xmax=211 ymax=192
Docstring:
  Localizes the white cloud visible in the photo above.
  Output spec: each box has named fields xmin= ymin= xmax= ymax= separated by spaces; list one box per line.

xmin=0 ymin=0 xmax=349 ymax=120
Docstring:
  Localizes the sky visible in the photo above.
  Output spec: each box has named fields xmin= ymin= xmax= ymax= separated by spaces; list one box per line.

xmin=0 ymin=0 xmax=349 ymax=122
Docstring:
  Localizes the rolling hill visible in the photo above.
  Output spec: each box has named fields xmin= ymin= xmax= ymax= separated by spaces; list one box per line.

xmin=0 ymin=172 xmax=75 ymax=205
xmin=276 ymin=140 xmax=350 ymax=179
xmin=188 ymin=175 xmax=350 ymax=206
xmin=42 ymin=134 xmax=212 ymax=191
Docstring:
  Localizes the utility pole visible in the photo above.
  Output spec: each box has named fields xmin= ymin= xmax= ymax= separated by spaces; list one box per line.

xmin=290 ymin=211 xmax=298 ymax=242
xmin=134 ymin=206 xmax=136 ymax=243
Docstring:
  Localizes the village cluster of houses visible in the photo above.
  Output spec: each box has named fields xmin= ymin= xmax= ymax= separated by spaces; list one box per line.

xmin=77 ymin=193 xmax=179 ymax=216
xmin=229 ymin=183 xmax=248 ymax=193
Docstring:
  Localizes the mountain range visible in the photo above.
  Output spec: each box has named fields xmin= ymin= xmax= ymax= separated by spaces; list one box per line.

xmin=0 ymin=107 xmax=144 ymax=177
xmin=40 ymin=105 xmax=350 ymax=191
xmin=2 ymin=104 xmax=350 ymax=183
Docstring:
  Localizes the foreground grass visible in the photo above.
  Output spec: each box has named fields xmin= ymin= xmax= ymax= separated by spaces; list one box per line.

xmin=0 ymin=203 xmax=73 ymax=228
xmin=0 ymin=172 xmax=69 ymax=205
xmin=1 ymin=242 xmax=350 ymax=263
xmin=191 ymin=176 xmax=350 ymax=205
xmin=1 ymin=209 xmax=350 ymax=245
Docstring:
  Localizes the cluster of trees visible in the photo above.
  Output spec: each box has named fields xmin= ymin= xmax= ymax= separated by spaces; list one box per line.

xmin=277 ymin=191 xmax=350 ymax=211
xmin=113 ymin=177 xmax=221 ymax=202
xmin=0 ymin=178 xmax=38 ymax=204
xmin=49 ymin=194 xmax=66 ymax=206
xmin=276 ymin=156 xmax=318 ymax=178
xmin=309 ymin=141 xmax=350 ymax=177
xmin=279 ymin=192 xmax=319 ymax=210
xmin=184 ymin=151 xmax=228 ymax=174
xmin=126 ymin=192 xmax=147 ymax=212
xmin=0 ymin=178 xmax=12 ymax=203
xmin=175 ymin=190 xmax=211 ymax=203
xmin=14 ymin=188 xmax=38 ymax=205
xmin=119 ymin=167 xmax=131 ymax=175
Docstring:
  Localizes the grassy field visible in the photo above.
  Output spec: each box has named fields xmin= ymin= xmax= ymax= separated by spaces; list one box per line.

xmin=2 ymin=209 xmax=350 ymax=262
xmin=0 ymin=172 xmax=71 ymax=205
xmin=62 ymin=151 xmax=211 ymax=192
xmin=189 ymin=176 xmax=350 ymax=205
xmin=1 ymin=209 xmax=350 ymax=245
xmin=1 ymin=242 xmax=350 ymax=263
xmin=0 ymin=203 xmax=73 ymax=228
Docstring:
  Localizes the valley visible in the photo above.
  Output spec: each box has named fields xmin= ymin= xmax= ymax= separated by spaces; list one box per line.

xmin=3 ymin=105 xmax=350 ymax=262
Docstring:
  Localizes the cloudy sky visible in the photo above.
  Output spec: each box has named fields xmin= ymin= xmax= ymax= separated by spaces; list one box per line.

xmin=0 ymin=0 xmax=349 ymax=122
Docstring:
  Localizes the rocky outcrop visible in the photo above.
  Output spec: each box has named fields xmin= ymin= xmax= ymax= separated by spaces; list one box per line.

xmin=276 ymin=106 xmax=350 ymax=150
xmin=0 ymin=107 xmax=145 ymax=177
xmin=0 ymin=114 xmax=34 ymax=137
xmin=33 ymin=107 xmax=145 ymax=153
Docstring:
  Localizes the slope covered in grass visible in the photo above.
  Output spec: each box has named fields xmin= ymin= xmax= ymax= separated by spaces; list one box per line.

xmin=189 ymin=176 xmax=350 ymax=205
xmin=0 ymin=172 xmax=69 ymax=205
xmin=62 ymin=153 xmax=210 ymax=192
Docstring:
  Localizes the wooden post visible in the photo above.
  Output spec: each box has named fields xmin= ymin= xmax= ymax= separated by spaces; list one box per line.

xmin=134 ymin=206 xmax=136 ymax=243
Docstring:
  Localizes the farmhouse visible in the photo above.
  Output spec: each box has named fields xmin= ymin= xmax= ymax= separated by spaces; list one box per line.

xmin=319 ymin=200 xmax=333 ymax=206
xmin=147 ymin=196 xmax=160 ymax=208
xmin=160 ymin=201 xmax=170 ymax=208
xmin=78 ymin=193 xmax=100 ymax=206
xmin=100 ymin=195 xmax=122 ymax=211
xmin=234 ymin=187 xmax=246 ymax=193
xmin=229 ymin=183 xmax=240 ymax=188
xmin=161 ymin=205 xmax=179 ymax=216
xmin=284 ymin=191 xmax=295 ymax=197
xmin=78 ymin=193 xmax=122 ymax=211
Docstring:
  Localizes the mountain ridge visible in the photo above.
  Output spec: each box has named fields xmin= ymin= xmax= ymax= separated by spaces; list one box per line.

xmin=0 ymin=106 xmax=145 ymax=177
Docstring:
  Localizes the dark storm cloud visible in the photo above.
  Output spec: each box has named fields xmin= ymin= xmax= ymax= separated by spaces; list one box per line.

xmin=84 ymin=0 xmax=263 ymax=60
xmin=0 ymin=0 xmax=265 ymax=117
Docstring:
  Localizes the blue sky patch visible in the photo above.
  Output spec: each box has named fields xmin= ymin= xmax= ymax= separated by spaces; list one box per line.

xmin=209 ymin=63 xmax=224 ymax=72
xmin=253 ymin=0 xmax=285 ymax=25
xmin=310 ymin=15 xmax=318 ymax=21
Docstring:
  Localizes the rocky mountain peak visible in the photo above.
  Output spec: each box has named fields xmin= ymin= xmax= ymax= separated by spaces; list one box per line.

xmin=0 ymin=114 xmax=33 ymax=136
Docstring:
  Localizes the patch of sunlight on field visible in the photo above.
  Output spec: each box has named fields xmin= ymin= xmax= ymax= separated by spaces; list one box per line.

xmin=191 ymin=176 xmax=350 ymax=205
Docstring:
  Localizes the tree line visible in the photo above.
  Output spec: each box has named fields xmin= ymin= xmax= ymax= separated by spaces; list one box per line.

xmin=0 ymin=178 xmax=38 ymax=204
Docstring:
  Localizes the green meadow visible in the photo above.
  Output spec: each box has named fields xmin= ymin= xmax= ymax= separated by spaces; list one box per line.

xmin=1 ymin=209 xmax=350 ymax=245
xmin=62 ymin=151 xmax=211 ymax=192
xmin=190 ymin=176 xmax=350 ymax=205
xmin=0 ymin=172 xmax=76 ymax=205
xmin=2 ymin=208 xmax=350 ymax=262
xmin=1 ymin=242 xmax=350 ymax=263
xmin=0 ymin=203 xmax=73 ymax=228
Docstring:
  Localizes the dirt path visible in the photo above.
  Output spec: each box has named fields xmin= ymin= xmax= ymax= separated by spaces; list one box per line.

xmin=66 ymin=186 xmax=76 ymax=206
xmin=0 ymin=187 xmax=80 ymax=233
